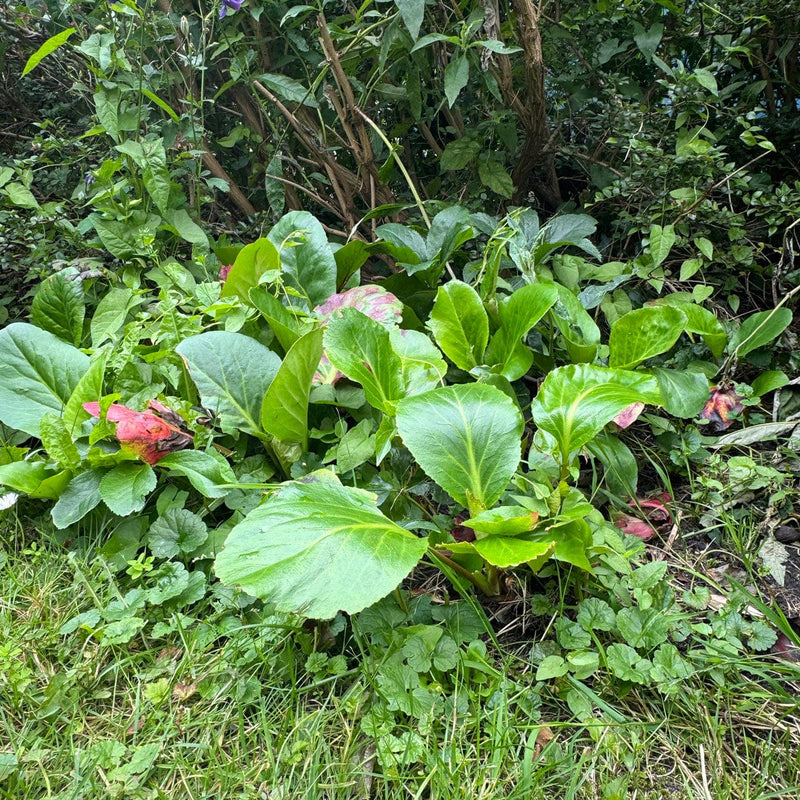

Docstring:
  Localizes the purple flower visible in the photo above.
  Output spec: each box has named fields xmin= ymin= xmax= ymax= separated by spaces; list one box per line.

xmin=219 ymin=0 xmax=244 ymax=19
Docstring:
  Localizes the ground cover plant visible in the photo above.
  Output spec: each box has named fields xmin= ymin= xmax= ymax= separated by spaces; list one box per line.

xmin=2 ymin=0 xmax=800 ymax=797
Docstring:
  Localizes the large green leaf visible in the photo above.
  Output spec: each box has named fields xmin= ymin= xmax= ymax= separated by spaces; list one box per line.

xmin=730 ymin=307 xmax=792 ymax=358
xmin=427 ymin=281 xmax=489 ymax=371
xmin=550 ymin=285 xmax=600 ymax=363
xmin=484 ymin=283 xmax=558 ymax=379
xmin=324 ymin=308 xmax=404 ymax=413
xmin=261 ymin=328 xmax=324 ymax=446
xmin=609 ymin=306 xmax=687 ymax=369
xmin=0 ymin=323 xmax=89 ymax=437
xmin=396 ymin=383 xmax=523 ymax=511
xmin=531 ymin=364 xmax=662 ymax=463
xmin=99 ymin=462 xmax=157 ymax=516
xmin=473 ymin=536 xmax=556 ymax=569
xmin=215 ymin=478 xmax=429 ymax=618
xmin=267 ymin=211 xmax=337 ymax=307
xmin=31 ymin=272 xmax=85 ymax=346
xmin=51 ymin=469 xmax=104 ymax=529
xmin=157 ymin=450 xmax=236 ymax=498
xmin=649 ymin=367 xmax=709 ymax=418
xmin=176 ymin=331 xmax=281 ymax=436
xmin=653 ymin=297 xmax=727 ymax=358
xmin=0 ymin=460 xmax=71 ymax=500
xmin=220 ymin=238 xmax=281 ymax=302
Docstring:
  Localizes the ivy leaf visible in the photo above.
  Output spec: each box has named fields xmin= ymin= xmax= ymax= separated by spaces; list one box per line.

xmin=648 ymin=224 xmax=675 ymax=268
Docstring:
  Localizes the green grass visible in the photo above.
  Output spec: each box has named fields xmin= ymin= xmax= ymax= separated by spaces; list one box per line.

xmin=1 ymin=524 xmax=799 ymax=800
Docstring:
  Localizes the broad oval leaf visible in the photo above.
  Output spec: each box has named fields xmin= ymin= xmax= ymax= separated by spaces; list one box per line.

xmin=609 ymin=306 xmax=687 ymax=369
xmin=176 ymin=331 xmax=281 ymax=436
xmin=100 ymin=462 xmax=157 ymax=516
xmin=428 ymin=281 xmax=489 ymax=371
xmin=323 ymin=308 xmax=404 ymax=413
xmin=267 ymin=211 xmax=337 ymax=307
xmin=531 ymin=364 xmax=662 ymax=462
xmin=730 ymin=307 xmax=792 ymax=358
xmin=649 ymin=367 xmax=709 ymax=418
xmin=220 ymin=238 xmax=281 ymax=302
xmin=396 ymin=383 xmax=523 ymax=511
xmin=215 ymin=478 xmax=429 ymax=618
xmin=51 ymin=469 xmax=104 ymax=529
xmin=261 ymin=328 xmax=324 ymax=446
xmin=473 ymin=536 xmax=556 ymax=569
xmin=0 ymin=323 xmax=89 ymax=437
xmin=484 ymin=283 xmax=558 ymax=380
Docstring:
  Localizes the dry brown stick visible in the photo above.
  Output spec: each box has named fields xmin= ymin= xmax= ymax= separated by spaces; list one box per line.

xmin=316 ymin=13 xmax=376 ymax=167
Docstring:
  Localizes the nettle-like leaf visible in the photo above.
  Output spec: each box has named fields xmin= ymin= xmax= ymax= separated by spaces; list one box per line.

xmin=531 ymin=364 xmax=662 ymax=464
xmin=31 ymin=271 xmax=85 ymax=346
xmin=176 ymin=331 xmax=281 ymax=436
xmin=0 ymin=323 xmax=89 ymax=437
xmin=215 ymin=476 xmax=429 ymax=618
xmin=396 ymin=383 xmax=523 ymax=512
xmin=608 ymin=306 xmax=687 ymax=369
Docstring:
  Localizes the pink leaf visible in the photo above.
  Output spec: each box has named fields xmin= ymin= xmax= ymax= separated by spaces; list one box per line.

xmin=613 ymin=402 xmax=645 ymax=429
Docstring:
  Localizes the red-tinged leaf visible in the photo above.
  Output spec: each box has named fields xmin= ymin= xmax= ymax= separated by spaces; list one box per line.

xmin=613 ymin=402 xmax=645 ymax=429
xmin=313 ymin=285 xmax=403 ymax=385
xmin=314 ymin=285 xmax=403 ymax=326
xmin=700 ymin=386 xmax=743 ymax=432
xmin=84 ymin=401 xmax=193 ymax=464
xmin=219 ymin=264 xmax=233 ymax=283
xmin=614 ymin=515 xmax=656 ymax=540
xmin=770 ymin=633 xmax=800 ymax=662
